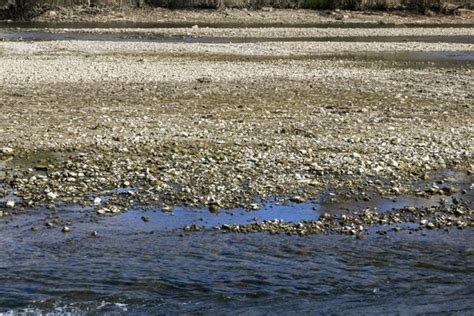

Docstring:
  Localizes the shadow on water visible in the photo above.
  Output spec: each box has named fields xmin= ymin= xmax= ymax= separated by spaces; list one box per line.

xmin=413 ymin=50 xmax=474 ymax=61
xmin=0 ymin=29 xmax=473 ymax=44
xmin=325 ymin=50 xmax=474 ymax=62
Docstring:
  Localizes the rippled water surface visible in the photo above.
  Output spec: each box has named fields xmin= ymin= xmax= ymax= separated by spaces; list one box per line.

xmin=1 ymin=223 xmax=473 ymax=314
xmin=1 ymin=182 xmax=473 ymax=314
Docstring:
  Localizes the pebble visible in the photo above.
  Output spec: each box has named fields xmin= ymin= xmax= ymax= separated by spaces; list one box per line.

xmin=249 ymin=203 xmax=260 ymax=210
xmin=390 ymin=138 xmax=401 ymax=145
xmin=290 ymin=196 xmax=306 ymax=204
xmin=47 ymin=192 xmax=58 ymax=200
xmin=208 ymin=203 xmax=221 ymax=213
xmin=184 ymin=224 xmax=199 ymax=232
xmin=5 ymin=200 xmax=15 ymax=208
xmin=162 ymin=206 xmax=173 ymax=213
xmin=0 ymin=147 xmax=14 ymax=154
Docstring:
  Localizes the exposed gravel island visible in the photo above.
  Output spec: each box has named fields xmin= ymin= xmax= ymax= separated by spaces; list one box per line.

xmin=0 ymin=23 xmax=472 ymax=234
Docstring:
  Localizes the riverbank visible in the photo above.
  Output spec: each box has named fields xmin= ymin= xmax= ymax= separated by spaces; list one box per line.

xmin=4 ymin=6 xmax=474 ymax=25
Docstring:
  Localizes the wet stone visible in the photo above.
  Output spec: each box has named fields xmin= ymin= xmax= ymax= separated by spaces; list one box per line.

xmin=5 ymin=200 xmax=15 ymax=208
xmin=290 ymin=196 xmax=306 ymax=204
xmin=162 ymin=206 xmax=173 ymax=213
xmin=184 ymin=224 xmax=200 ymax=232
xmin=208 ymin=203 xmax=221 ymax=214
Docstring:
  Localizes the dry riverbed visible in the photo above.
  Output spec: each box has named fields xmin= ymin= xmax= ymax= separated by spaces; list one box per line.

xmin=16 ymin=26 xmax=474 ymax=39
xmin=0 ymin=26 xmax=472 ymax=236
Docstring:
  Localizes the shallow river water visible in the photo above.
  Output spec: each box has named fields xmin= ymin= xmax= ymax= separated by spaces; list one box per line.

xmin=1 ymin=29 xmax=473 ymax=45
xmin=1 ymin=218 xmax=473 ymax=314
xmin=1 ymin=182 xmax=473 ymax=314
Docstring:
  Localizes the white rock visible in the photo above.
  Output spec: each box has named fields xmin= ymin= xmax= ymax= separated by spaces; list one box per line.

xmin=373 ymin=166 xmax=384 ymax=173
xmin=47 ymin=192 xmax=58 ymax=200
xmin=5 ymin=200 xmax=15 ymax=208
xmin=97 ymin=208 xmax=107 ymax=215
xmin=389 ymin=159 xmax=399 ymax=168
xmin=93 ymin=197 xmax=102 ymax=205
xmin=0 ymin=147 xmax=13 ymax=154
